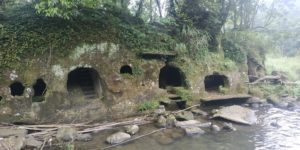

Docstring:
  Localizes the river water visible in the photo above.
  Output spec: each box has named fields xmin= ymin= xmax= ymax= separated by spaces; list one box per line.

xmin=75 ymin=107 xmax=300 ymax=150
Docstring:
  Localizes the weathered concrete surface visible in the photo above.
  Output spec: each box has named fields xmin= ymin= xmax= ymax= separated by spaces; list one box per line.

xmin=201 ymin=95 xmax=251 ymax=102
xmin=212 ymin=105 xmax=257 ymax=125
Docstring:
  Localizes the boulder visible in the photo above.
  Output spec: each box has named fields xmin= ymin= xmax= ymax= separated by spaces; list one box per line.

xmin=106 ymin=132 xmax=131 ymax=144
xmin=124 ymin=125 xmax=139 ymax=135
xmin=25 ymin=136 xmax=43 ymax=148
xmin=267 ymin=96 xmax=288 ymax=109
xmin=76 ymin=133 xmax=92 ymax=142
xmin=212 ymin=105 xmax=257 ymax=125
xmin=247 ymin=97 xmax=266 ymax=104
xmin=157 ymin=115 xmax=167 ymax=128
xmin=175 ymin=111 xmax=194 ymax=121
xmin=184 ymin=127 xmax=205 ymax=136
xmin=56 ymin=127 xmax=77 ymax=142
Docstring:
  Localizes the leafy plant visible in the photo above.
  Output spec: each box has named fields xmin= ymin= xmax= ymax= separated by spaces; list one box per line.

xmin=138 ymin=101 xmax=159 ymax=112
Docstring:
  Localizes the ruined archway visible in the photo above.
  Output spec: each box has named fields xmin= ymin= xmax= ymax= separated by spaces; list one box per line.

xmin=120 ymin=65 xmax=133 ymax=75
xmin=204 ymin=74 xmax=229 ymax=92
xmin=159 ymin=66 xmax=185 ymax=89
xmin=67 ymin=68 xmax=102 ymax=99
xmin=10 ymin=81 xmax=25 ymax=96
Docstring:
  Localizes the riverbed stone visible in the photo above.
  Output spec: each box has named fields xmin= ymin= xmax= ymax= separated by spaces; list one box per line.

xmin=76 ymin=133 xmax=93 ymax=142
xmin=191 ymin=108 xmax=208 ymax=117
xmin=211 ymin=124 xmax=221 ymax=132
xmin=176 ymin=111 xmax=194 ymax=121
xmin=267 ymin=96 xmax=288 ymax=109
xmin=222 ymin=122 xmax=237 ymax=131
xmin=184 ymin=127 xmax=205 ymax=136
xmin=212 ymin=105 xmax=257 ymax=125
xmin=156 ymin=134 xmax=174 ymax=145
xmin=25 ymin=136 xmax=43 ymax=148
xmin=124 ymin=125 xmax=139 ymax=135
xmin=106 ymin=132 xmax=131 ymax=144
xmin=157 ymin=115 xmax=167 ymax=128
xmin=0 ymin=135 xmax=25 ymax=150
xmin=56 ymin=127 xmax=77 ymax=142
xmin=175 ymin=120 xmax=201 ymax=128
xmin=166 ymin=114 xmax=177 ymax=128
xmin=154 ymin=105 xmax=166 ymax=116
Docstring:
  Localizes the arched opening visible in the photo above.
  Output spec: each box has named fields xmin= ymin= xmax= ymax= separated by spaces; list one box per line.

xmin=159 ymin=66 xmax=185 ymax=89
xmin=204 ymin=74 xmax=229 ymax=92
xmin=32 ymin=79 xmax=47 ymax=102
xmin=120 ymin=65 xmax=133 ymax=75
xmin=33 ymin=79 xmax=47 ymax=96
xmin=0 ymin=96 xmax=2 ymax=101
xmin=67 ymin=68 xmax=102 ymax=99
xmin=10 ymin=82 xmax=25 ymax=96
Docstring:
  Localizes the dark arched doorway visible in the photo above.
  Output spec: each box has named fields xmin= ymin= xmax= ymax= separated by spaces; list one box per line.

xmin=33 ymin=79 xmax=47 ymax=96
xmin=120 ymin=65 xmax=133 ymax=75
xmin=204 ymin=74 xmax=229 ymax=92
xmin=32 ymin=78 xmax=47 ymax=102
xmin=67 ymin=68 xmax=102 ymax=99
xmin=10 ymin=82 xmax=25 ymax=96
xmin=159 ymin=66 xmax=185 ymax=89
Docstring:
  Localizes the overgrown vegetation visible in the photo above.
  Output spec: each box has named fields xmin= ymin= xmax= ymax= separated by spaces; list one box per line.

xmin=249 ymin=84 xmax=300 ymax=98
xmin=265 ymin=54 xmax=300 ymax=81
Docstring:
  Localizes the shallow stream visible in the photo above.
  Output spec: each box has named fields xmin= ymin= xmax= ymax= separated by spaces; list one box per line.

xmin=75 ymin=107 xmax=300 ymax=150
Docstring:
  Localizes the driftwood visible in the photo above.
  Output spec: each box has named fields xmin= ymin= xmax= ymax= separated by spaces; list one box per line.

xmin=248 ymin=75 xmax=281 ymax=85
xmin=0 ymin=116 xmax=154 ymax=149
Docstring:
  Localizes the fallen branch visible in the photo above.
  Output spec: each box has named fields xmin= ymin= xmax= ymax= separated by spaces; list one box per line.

xmin=101 ymin=128 xmax=166 ymax=150
xmin=248 ymin=75 xmax=281 ymax=85
xmin=172 ymin=104 xmax=200 ymax=114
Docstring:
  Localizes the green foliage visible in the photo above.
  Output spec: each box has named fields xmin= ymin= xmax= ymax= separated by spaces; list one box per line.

xmin=138 ymin=101 xmax=159 ymax=112
xmin=0 ymin=6 xmax=175 ymax=71
xmin=66 ymin=144 xmax=75 ymax=150
xmin=172 ymin=87 xmax=192 ymax=102
xmin=265 ymin=54 xmax=300 ymax=81
xmin=179 ymin=26 xmax=210 ymax=60
xmin=222 ymin=31 xmax=273 ymax=64
xmin=250 ymin=85 xmax=300 ymax=98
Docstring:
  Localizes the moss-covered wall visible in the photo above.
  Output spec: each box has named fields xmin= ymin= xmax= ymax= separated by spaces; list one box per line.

xmin=0 ymin=6 xmax=249 ymax=123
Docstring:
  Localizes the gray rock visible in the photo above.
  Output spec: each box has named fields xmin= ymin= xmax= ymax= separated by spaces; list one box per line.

xmin=156 ymin=134 xmax=174 ymax=145
xmin=157 ymin=115 xmax=167 ymax=128
xmin=222 ymin=122 xmax=237 ymax=131
xmin=267 ymin=96 xmax=288 ymax=109
xmin=0 ymin=136 xmax=25 ymax=150
xmin=76 ymin=133 xmax=92 ymax=142
xmin=176 ymin=111 xmax=194 ymax=121
xmin=25 ymin=136 xmax=43 ymax=148
xmin=155 ymin=105 xmax=166 ymax=115
xmin=184 ymin=127 xmax=205 ymax=136
xmin=0 ymin=128 xmax=27 ymax=138
xmin=56 ymin=127 xmax=77 ymax=142
xmin=124 ymin=125 xmax=139 ymax=135
xmin=211 ymin=124 xmax=221 ymax=132
xmin=106 ymin=132 xmax=131 ymax=144
xmin=166 ymin=114 xmax=177 ymax=128
xmin=199 ymin=122 xmax=212 ymax=128
xmin=175 ymin=120 xmax=201 ymax=128
xmin=191 ymin=108 xmax=208 ymax=117
xmin=247 ymin=97 xmax=265 ymax=104
xmin=212 ymin=105 xmax=257 ymax=125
